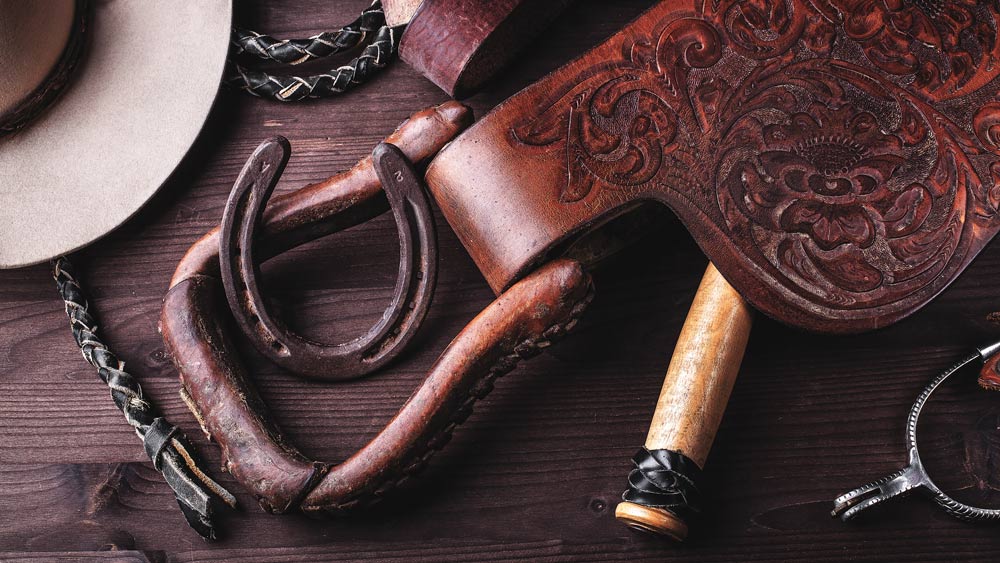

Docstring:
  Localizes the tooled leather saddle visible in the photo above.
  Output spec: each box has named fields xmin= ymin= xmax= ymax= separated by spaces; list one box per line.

xmin=429 ymin=0 xmax=1000 ymax=334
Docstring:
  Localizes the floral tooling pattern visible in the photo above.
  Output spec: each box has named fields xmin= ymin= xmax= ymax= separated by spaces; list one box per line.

xmin=509 ymin=0 xmax=1000 ymax=322
xmin=840 ymin=0 xmax=998 ymax=97
xmin=737 ymin=104 xmax=927 ymax=253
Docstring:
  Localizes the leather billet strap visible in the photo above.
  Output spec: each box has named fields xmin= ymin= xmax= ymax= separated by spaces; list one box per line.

xmin=219 ymin=138 xmax=437 ymax=379
xmin=161 ymin=102 xmax=595 ymax=513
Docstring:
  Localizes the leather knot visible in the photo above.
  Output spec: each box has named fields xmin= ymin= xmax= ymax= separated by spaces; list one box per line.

xmin=622 ymin=447 xmax=704 ymax=523
xmin=143 ymin=417 xmax=179 ymax=470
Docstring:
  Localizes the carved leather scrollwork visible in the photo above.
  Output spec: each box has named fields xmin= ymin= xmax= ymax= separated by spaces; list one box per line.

xmin=428 ymin=0 xmax=1000 ymax=332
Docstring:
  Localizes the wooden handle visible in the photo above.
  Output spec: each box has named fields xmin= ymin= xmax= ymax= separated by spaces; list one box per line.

xmin=615 ymin=262 xmax=752 ymax=540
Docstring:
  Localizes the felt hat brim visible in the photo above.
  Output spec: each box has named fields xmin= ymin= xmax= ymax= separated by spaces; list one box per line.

xmin=0 ymin=1 xmax=232 ymax=268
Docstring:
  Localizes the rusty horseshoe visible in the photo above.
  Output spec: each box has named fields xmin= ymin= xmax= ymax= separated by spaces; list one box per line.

xmin=219 ymin=137 xmax=437 ymax=379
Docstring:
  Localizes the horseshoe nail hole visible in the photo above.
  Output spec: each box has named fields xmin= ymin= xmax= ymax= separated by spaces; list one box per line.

xmin=148 ymin=348 xmax=169 ymax=366
xmin=589 ymin=498 xmax=607 ymax=513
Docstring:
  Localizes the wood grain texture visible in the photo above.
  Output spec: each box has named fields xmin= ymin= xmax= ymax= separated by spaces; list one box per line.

xmin=644 ymin=263 xmax=752 ymax=464
xmin=4 ymin=0 xmax=1000 ymax=561
xmin=617 ymin=263 xmax=752 ymax=539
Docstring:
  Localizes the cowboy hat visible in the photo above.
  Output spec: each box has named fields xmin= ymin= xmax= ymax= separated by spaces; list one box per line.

xmin=0 ymin=0 xmax=232 ymax=268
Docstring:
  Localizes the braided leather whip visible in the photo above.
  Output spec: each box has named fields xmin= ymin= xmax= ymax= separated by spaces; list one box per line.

xmin=225 ymin=0 xmax=401 ymax=101
xmin=231 ymin=0 xmax=386 ymax=65
xmin=53 ymin=257 xmax=237 ymax=540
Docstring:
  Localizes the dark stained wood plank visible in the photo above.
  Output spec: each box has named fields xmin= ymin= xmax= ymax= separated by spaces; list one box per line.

xmin=0 ymin=553 xmax=152 ymax=563
xmin=168 ymin=533 xmax=1000 ymax=563
xmin=5 ymin=0 xmax=1000 ymax=561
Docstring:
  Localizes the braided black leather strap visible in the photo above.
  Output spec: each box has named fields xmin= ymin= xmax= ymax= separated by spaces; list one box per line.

xmin=225 ymin=1 xmax=401 ymax=101
xmin=53 ymin=258 xmax=236 ymax=540
xmin=231 ymin=0 xmax=385 ymax=65
xmin=622 ymin=447 xmax=704 ymax=523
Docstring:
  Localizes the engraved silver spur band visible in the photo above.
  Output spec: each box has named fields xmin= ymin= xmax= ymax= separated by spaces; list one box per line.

xmin=832 ymin=341 xmax=1000 ymax=523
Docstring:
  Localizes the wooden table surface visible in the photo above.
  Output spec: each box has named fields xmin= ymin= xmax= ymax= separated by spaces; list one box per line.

xmin=4 ymin=1 xmax=1000 ymax=561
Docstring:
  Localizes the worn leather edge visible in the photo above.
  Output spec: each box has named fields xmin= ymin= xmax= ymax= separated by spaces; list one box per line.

xmin=301 ymin=258 xmax=594 ymax=513
xmin=162 ymin=274 xmax=323 ymax=513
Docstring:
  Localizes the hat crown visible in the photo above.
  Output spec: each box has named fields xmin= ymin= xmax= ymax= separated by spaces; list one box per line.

xmin=0 ymin=0 xmax=77 ymax=118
